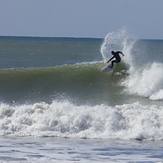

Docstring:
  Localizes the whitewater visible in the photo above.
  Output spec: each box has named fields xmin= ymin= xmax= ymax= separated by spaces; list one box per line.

xmin=0 ymin=31 xmax=163 ymax=162
xmin=1 ymin=101 xmax=163 ymax=141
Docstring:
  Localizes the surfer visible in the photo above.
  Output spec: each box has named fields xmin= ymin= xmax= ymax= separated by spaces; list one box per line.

xmin=107 ymin=51 xmax=124 ymax=68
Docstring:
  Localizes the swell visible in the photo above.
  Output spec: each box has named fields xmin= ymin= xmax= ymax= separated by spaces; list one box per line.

xmin=0 ymin=63 xmax=127 ymax=104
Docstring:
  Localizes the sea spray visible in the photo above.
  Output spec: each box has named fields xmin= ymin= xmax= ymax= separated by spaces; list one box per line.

xmin=101 ymin=29 xmax=163 ymax=100
xmin=100 ymin=29 xmax=135 ymax=67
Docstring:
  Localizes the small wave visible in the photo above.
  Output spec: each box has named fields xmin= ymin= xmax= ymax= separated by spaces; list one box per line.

xmin=0 ymin=100 xmax=163 ymax=141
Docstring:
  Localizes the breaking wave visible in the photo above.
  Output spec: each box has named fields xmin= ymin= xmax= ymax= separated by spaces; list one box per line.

xmin=0 ymin=100 xmax=163 ymax=140
xmin=101 ymin=29 xmax=163 ymax=101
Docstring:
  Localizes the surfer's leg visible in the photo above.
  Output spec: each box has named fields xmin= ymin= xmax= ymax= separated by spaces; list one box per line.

xmin=110 ymin=60 xmax=116 ymax=68
xmin=111 ymin=59 xmax=120 ymax=68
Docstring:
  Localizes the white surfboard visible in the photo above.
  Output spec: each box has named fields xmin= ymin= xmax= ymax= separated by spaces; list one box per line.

xmin=101 ymin=64 xmax=113 ymax=72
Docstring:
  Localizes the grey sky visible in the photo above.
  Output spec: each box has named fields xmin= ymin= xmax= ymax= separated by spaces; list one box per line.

xmin=0 ymin=0 xmax=162 ymax=38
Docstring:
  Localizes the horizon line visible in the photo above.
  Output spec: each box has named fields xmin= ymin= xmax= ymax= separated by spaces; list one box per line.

xmin=0 ymin=35 xmax=103 ymax=40
xmin=0 ymin=35 xmax=162 ymax=41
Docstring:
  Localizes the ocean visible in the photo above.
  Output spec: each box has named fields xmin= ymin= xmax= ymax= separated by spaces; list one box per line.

xmin=0 ymin=30 xmax=163 ymax=162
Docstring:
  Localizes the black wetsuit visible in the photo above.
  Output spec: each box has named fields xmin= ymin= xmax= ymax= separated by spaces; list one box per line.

xmin=107 ymin=51 xmax=123 ymax=68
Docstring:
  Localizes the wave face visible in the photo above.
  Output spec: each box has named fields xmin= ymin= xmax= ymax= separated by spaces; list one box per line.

xmin=0 ymin=100 xmax=163 ymax=141
xmin=0 ymin=63 xmax=127 ymax=105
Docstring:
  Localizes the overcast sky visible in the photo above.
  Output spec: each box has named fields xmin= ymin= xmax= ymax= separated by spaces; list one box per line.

xmin=0 ymin=0 xmax=162 ymax=39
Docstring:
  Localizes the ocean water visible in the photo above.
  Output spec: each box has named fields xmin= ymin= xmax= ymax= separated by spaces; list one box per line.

xmin=0 ymin=30 xmax=163 ymax=162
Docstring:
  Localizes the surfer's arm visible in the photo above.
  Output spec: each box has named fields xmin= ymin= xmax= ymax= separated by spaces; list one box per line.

xmin=119 ymin=51 xmax=124 ymax=56
xmin=121 ymin=52 xmax=124 ymax=56
xmin=107 ymin=56 xmax=114 ymax=63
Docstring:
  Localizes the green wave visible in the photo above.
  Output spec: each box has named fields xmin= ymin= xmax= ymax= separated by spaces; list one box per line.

xmin=0 ymin=63 xmax=128 ymax=104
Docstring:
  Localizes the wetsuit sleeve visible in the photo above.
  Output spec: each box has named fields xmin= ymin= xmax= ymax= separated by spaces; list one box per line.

xmin=118 ymin=51 xmax=124 ymax=56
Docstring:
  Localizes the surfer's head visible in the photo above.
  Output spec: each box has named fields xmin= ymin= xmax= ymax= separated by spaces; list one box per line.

xmin=111 ymin=51 xmax=114 ymax=55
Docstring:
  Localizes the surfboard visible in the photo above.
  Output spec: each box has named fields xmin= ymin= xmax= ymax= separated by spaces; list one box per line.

xmin=101 ymin=64 xmax=113 ymax=72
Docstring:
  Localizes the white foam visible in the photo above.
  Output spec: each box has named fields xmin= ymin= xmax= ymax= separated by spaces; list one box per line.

xmin=123 ymin=62 xmax=163 ymax=100
xmin=0 ymin=100 xmax=163 ymax=140
xmin=150 ymin=89 xmax=163 ymax=100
